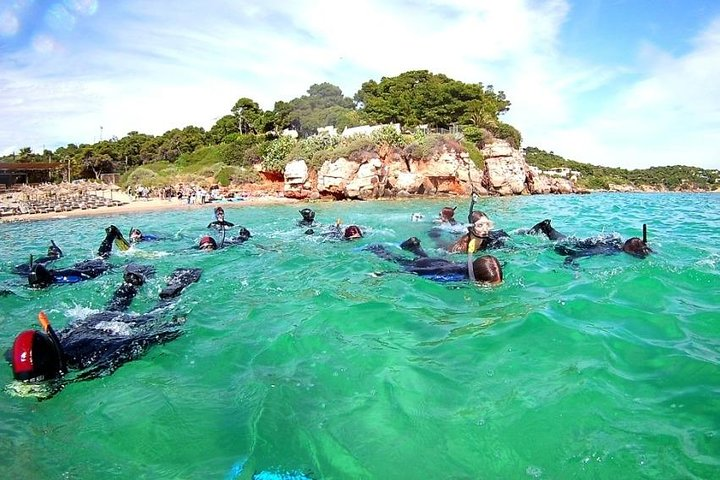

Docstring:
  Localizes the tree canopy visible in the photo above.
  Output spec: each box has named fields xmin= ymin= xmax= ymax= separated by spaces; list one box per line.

xmin=1 ymin=69 xmax=713 ymax=190
xmin=355 ymin=70 xmax=510 ymax=129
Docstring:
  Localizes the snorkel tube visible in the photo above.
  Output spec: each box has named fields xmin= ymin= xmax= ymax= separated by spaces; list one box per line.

xmin=37 ymin=311 xmax=67 ymax=375
xmin=467 ymin=235 xmax=478 ymax=282
xmin=643 ymin=223 xmax=647 ymax=244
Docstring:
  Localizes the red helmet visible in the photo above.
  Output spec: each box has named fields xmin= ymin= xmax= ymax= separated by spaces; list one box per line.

xmin=11 ymin=330 xmax=63 ymax=382
xmin=199 ymin=235 xmax=217 ymax=250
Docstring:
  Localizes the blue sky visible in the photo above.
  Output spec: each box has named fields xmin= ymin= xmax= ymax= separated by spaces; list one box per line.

xmin=1 ymin=0 xmax=719 ymax=170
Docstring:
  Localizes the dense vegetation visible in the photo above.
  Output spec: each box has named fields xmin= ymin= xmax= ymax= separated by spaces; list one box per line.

xmin=2 ymin=69 xmax=716 ymax=192
xmin=525 ymin=147 xmax=720 ymax=191
xmin=0 ymin=71 xmax=513 ymax=189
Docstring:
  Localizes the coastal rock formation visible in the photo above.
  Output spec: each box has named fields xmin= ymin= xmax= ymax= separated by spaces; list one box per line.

xmin=281 ymin=139 xmax=577 ymax=200
xmin=283 ymin=159 xmax=312 ymax=199
xmin=481 ymin=141 xmax=530 ymax=195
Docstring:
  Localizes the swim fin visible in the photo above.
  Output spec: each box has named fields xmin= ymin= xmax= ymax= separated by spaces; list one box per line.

xmin=114 ymin=234 xmax=131 ymax=252
xmin=159 ymin=268 xmax=202 ymax=299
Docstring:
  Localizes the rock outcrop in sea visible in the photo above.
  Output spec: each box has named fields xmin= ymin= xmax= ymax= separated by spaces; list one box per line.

xmin=283 ymin=139 xmax=580 ymax=200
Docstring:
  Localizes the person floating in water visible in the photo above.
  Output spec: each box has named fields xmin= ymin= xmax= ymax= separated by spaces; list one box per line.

xmin=5 ymin=264 xmax=201 ymax=399
xmin=321 ymin=223 xmax=363 ymax=241
xmin=13 ymin=240 xmax=63 ymax=276
xmin=445 ymin=211 xmax=510 ymax=253
xmin=298 ymin=208 xmax=316 ymax=227
xmin=129 ymin=227 xmax=161 ymax=243
xmin=436 ymin=206 xmax=458 ymax=226
xmin=527 ymin=220 xmax=653 ymax=264
xmin=364 ymin=240 xmax=503 ymax=284
xmin=25 ymin=225 xmax=130 ymax=289
xmin=197 ymin=226 xmax=252 ymax=251
xmin=208 ymin=206 xmax=235 ymax=231
xmin=298 ymin=208 xmax=318 ymax=235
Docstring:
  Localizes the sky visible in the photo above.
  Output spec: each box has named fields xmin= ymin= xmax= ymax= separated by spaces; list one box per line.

xmin=1 ymin=0 xmax=719 ymax=170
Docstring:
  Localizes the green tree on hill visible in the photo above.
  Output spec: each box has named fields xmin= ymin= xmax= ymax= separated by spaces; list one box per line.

xmin=355 ymin=70 xmax=510 ymax=130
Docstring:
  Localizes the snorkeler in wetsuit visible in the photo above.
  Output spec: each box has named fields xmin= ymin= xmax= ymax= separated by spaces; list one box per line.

xmin=25 ymin=225 xmax=130 ymax=289
xmin=298 ymin=208 xmax=316 ymax=227
xmin=364 ymin=241 xmax=503 ymax=284
xmin=321 ymin=224 xmax=363 ymax=241
xmin=5 ymin=264 xmax=201 ymax=398
xmin=531 ymin=220 xmax=653 ymax=264
xmin=129 ymin=227 xmax=161 ymax=243
xmin=197 ymin=226 xmax=252 ymax=251
xmin=208 ymin=206 xmax=235 ymax=231
xmin=13 ymin=240 xmax=63 ymax=276
xmin=445 ymin=211 xmax=510 ymax=253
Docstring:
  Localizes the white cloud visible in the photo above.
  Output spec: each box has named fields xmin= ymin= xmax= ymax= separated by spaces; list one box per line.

xmin=521 ymin=15 xmax=720 ymax=169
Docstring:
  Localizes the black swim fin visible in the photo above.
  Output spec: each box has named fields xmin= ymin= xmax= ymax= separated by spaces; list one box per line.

xmin=159 ymin=268 xmax=202 ymax=299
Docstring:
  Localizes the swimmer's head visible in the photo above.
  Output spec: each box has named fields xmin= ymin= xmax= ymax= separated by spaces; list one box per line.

xmin=299 ymin=208 xmax=315 ymax=222
xmin=400 ymin=237 xmax=422 ymax=251
xmin=214 ymin=207 xmax=225 ymax=220
xmin=469 ymin=215 xmax=494 ymax=238
xmin=469 ymin=211 xmax=489 ymax=224
xmin=10 ymin=329 xmax=63 ymax=382
xmin=199 ymin=235 xmax=218 ymax=251
xmin=344 ymin=225 xmax=363 ymax=240
xmin=440 ymin=207 xmax=457 ymax=222
xmin=235 ymin=227 xmax=252 ymax=243
xmin=472 ymin=255 xmax=503 ymax=284
xmin=129 ymin=228 xmax=142 ymax=242
xmin=28 ymin=264 xmax=54 ymax=288
xmin=622 ymin=237 xmax=652 ymax=258
xmin=47 ymin=240 xmax=63 ymax=259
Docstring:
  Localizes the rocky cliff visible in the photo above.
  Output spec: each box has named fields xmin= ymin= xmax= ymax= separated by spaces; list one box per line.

xmin=283 ymin=139 xmax=579 ymax=200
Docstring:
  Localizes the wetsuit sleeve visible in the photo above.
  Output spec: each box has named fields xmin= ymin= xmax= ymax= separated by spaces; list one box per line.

xmin=105 ymin=284 xmax=141 ymax=312
xmin=156 ymin=268 xmax=202 ymax=307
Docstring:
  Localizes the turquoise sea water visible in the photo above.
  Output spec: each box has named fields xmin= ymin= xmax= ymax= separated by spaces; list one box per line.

xmin=0 ymin=193 xmax=719 ymax=479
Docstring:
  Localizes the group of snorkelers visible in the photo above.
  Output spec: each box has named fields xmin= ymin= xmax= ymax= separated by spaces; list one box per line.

xmin=1 ymin=203 xmax=652 ymax=480
xmin=5 ymin=199 xmax=652 ymax=391
xmin=5 ymin=222 xmax=203 ymax=398
xmin=363 ymin=191 xmax=651 ymax=285
xmin=3 ymin=199 xmax=653 ymax=478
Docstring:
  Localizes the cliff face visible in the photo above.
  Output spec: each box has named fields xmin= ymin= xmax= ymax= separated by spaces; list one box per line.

xmin=283 ymin=139 xmax=578 ymax=200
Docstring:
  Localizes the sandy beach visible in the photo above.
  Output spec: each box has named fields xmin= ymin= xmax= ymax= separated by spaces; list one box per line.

xmin=0 ymin=195 xmax=300 ymax=224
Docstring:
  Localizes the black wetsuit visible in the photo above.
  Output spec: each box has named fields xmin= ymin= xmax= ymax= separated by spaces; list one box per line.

xmin=13 ymin=241 xmax=63 ymax=276
xmin=526 ymin=219 xmax=567 ymax=241
xmin=6 ymin=266 xmax=201 ymax=398
xmin=59 ymin=267 xmax=201 ymax=380
xmin=25 ymin=226 xmax=128 ymax=288
xmin=554 ymin=235 xmax=627 ymax=264
xmin=530 ymin=220 xmax=652 ymax=263
xmin=208 ymin=220 xmax=235 ymax=230
xmin=365 ymin=244 xmax=474 ymax=282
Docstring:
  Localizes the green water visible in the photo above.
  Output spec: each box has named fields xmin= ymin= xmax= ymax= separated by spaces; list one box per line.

xmin=0 ymin=193 xmax=719 ymax=479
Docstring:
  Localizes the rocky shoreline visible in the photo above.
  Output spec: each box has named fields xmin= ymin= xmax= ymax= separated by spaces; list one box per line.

xmin=281 ymin=139 xmax=718 ymax=199
xmin=283 ymin=139 xmax=583 ymax=201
